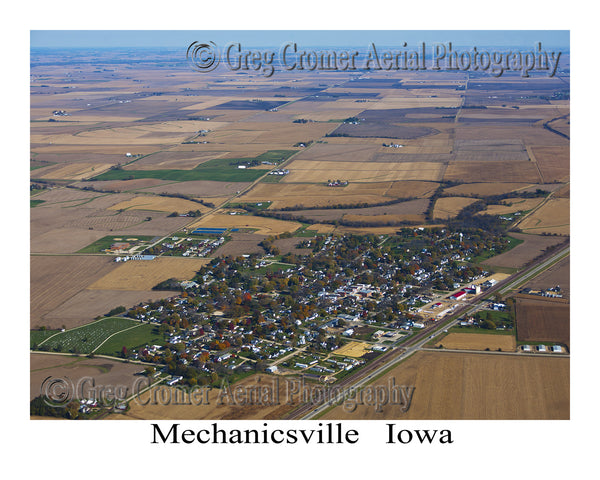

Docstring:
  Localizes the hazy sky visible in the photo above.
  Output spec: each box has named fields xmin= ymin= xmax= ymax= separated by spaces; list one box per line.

xmin=31 ymin=30 xmax=570 ymax=49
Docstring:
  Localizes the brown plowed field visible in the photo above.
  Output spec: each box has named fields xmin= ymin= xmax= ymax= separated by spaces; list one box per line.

xmin=515 ymin=297 xmax=570 ymax=348
xmin=41 ymin=289 xmax=181 ymax=329
xmin=531 ymin=146 xmax=570 ymax=183
xmin=321 ymin=351 xmax=569 ymax=419
xmin=30 ymin=353 xmax=144 ymax=402
xmin=481 ymin=233 xmax=566 ymax=269
xmin=443 ymin=161 xmax=542 ymax=183
xmin=523 ymin=255 xmax=570 ymax=299
xmin=30 ymin=255 xmax=117 ymax=329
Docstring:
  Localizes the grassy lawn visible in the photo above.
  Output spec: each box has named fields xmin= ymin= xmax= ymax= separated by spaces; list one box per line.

xmin=30 ymin=329 xmax=61 ymax=348
xmin=260 ymin=174 xmax=286 ymax=183
xmin=95 ymin=323 xmax=165 ymax=356
xmin=36 ymin=317 xmax=140 ymax=354
xmin=293 ymin=225 xmax=320 ymax=237
xmin=76 ymin=235 xmax=155 ymax=254
xmin=448 ymin=325 xmax=515 ymax=335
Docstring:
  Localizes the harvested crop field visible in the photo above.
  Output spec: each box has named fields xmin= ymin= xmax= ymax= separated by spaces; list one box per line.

xmin=523 ymin=255 xmax=570 ymax=299
xmin=322 ymin=351 xmax=569 ymax=420
xmin=516 ymin=297 xmax=570 ymax=348
xmin=30 ymin=255 xmax=117 ymax=329
xmin=190 ymin=213 xmax=302 ymax=235
xmin=41 ymin=289 xmax=180 ymax=329
xmin=32 ymin=162 xmax=113 ymax=181
xmin=141 ymin=180 xmax=252 ymax=197
xmin=30 ymin=353 xmax=143 ymax=402
xmin=108 ymin=195 xmax=210 ymax=213
xmin=434 ymin=332 xmax=516 ymax=351
xmin=442 ymin=182 xmax=532 ymax=196
xmin=212 ymin=232 xmax=267 ymax=257
xmin=239 ymin=181 xmax=438 ymax=209
xmin=87 ymin=257 xmax=209 ymax=291
xmin=283 ymin=160 xmax=445 ymax=183
xmin=443 ymin=161 xmax=542 ymax=183
xmin=433 ymin=197 xmax=478 ymax=219
xmin=274 ymin=198 xmax=429 ymax=222
xmin=109 ymin=374 xmax=298 ymax=420
xmin=516 ymin=197 xmax=570 ymax=235
xmin=479 ymin=197 xmax=545 ymax=216
xmin=531 ymin=145 xmax=570 ymax=183
xmin=292 ymin=143 xmax=379 ymax=163
xmin=70 ymin=178 xmax=171 ymax=192
xmin=342 ymin=213 xmax=425 ymax=225
xmin=125 ymin=151 xmax=227 ymax=170
xmin=482 ymin=233 xmax=566 ymax=269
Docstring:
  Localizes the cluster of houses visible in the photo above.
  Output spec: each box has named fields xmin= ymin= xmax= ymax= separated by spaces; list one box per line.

xmin=267 ymin=169 xmax=290 ymax=176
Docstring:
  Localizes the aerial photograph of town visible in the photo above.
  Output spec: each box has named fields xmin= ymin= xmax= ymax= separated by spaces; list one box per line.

xmin=29 ymin=29 xmax=571 ymax=424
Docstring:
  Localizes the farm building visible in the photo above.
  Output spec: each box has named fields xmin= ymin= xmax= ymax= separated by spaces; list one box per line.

xmin=450 ymin=290 xmax=467 ymax=301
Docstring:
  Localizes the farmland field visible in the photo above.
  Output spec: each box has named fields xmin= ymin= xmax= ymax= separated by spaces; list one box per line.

xmin=432 ymin=197 xmax=478 ymax=219
xmin=479 ymin=197 xmax=545 ymax=216
xmin=481 ymin=233 xmax=566 ymax=269
xmin=87 ymin=257 xmax=209 ymax=291
xmin=516 ymin=197 xmax=570 ymax=235
xmin=515 ymin=297 xmax=570 ymax=348
xmin=238 ymin=181 xmax=438 ymax=209
xmin=108 ymin=195 xmax=210 ymax=214
xmin=189 ymin=213 xmax=302 ymax=235
xmin=523 ymin=255 xmax=570 ymax=299
xmin=30 ymin=353 xmax=144 ymax=401
xmin=322 ymin=351 xmax=569 ymax=419
xmin=41 ymin=289 xmax=180 ymax=329
xmin=283 ymin=160 xmax=445 ymax=183
xmin=434 ymin=333 xmax=516 ymax=351
xmin=30 ymin=255 xmax=117 ymax=328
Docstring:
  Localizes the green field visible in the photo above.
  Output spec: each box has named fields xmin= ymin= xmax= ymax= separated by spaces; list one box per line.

xmin=91 ymin=151 xmax=296 ymax=183
xmin=30 ymin=329 xmax=61 ymax=348
xmin=77 ymin=235 xmax=155 ymax=254
xmin=95 ymin=323 xmax=165 ymax=356
xmin=30 ymin=199 xmax=45 ymax=207
xmin=35 ymin=317 xmax=140 ymax=354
